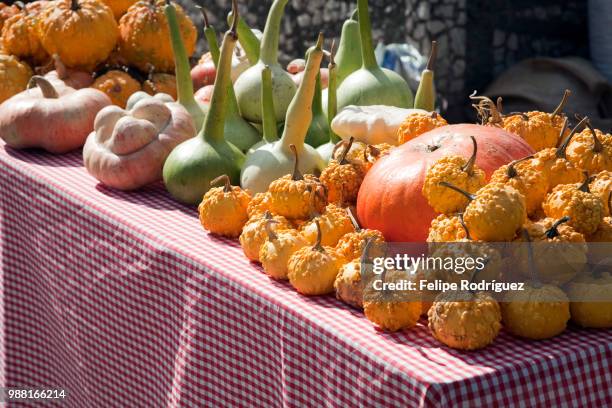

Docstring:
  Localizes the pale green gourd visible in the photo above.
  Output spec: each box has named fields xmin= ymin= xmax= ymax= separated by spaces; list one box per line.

xmin=163 ymin=0 xmax=245 ymax=205
xmin=165 ymin=0 xmax=206 ymax=130
xmin=201 ymin=8 xmax=261 ymax=152
xmin=414 ymin=41 xmax=437 ymax=111
xmin=227 ymin=10 xmax=260 ymax=65
xmin=246 ymin=65 xmax=279 ymax=154
xmin=241 ymin=33 xmax=326 ymax=194
xmin=305 ymin=71 xmax=330 ymax=147
xmin=317 ymin=42 xmax=341 ymax=163
xmin=335 ymin=9 xmax=362 ymax=86
xmin=336 ymin=0 xmax=413 ymax=110
xmin=233 ymin=0 xmax=297 ymax=123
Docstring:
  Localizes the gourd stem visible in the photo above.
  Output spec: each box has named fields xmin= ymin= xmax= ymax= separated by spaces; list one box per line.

xmin=351 ymin=8 xmax=359 ymax=20
xmin=551 ymin=89 xmax=571 ymax=119
xmin=458 ymin=213 xmax=472 ymax=241
xmin=264 ymin=219 xmax=278 ymax=241
xmin=200 ymin=0 xmax=239 ymax=142
xmin=438 ymin=181 xmax=475 ymax=201
xmin=425 ymin=40 xmax=437 ymax=71
xmin=364 ymin=144 xmax=380 ymax=164
xmin=608 ymin=191 xmax=612 ymax=216
xmin=578 ymin=172 xmax=591 ymax=193
xmin=259 ymin=0 xmax=288 ymax=65
xmin=584 ymin=119 xmax=604 ymax=153
xmin=210 ymin=174 xmax=232 ymax=193
xmin=360 ymin=237 xmax=375 ymax=272
xmin=289 ymin=144 xmax=304 ymax=181
xmin=261 ymin=65 xmax=278 ymax=142
xmin=165 ymin=0 xmax=200 ymax=123
xmin=339 ymin=137 xmax=354 ymax=164
xmin=227 ymin=11 xmax=260 ymax=64
xmin=469 ymin=92 xmax=502 ymax=125
xmin=327 ymin=40 xmax=340 ymax=143
xmin=557 ymin=116 xmax=586 ymax=159
xmin=545 ymin=216 xmax=570 ymax=239
xmin=357 ymin=0 xmax=378 ymax=69
xmin=70 ymin=0 xmax=80 ymax=11
xmin=461 ymin=136 xmax=478 ymax=176
xmin=198 ymin=6 xmax=221 ymax=65
xmin=506 ymin=155 xmax=533 ymax=178
xmin=27 ymin=76 xmax=59 ymax=99
xmin=312 ymin=220 xmax=325 ymax=252
xmin=280 ymin=33 xmax=324 ymax=151
xmin=346 ymin=207 xmax=362 ymax=232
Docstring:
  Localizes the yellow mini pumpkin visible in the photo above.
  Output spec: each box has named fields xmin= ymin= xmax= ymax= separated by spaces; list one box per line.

xmin=567 ymin=271 xmax=612 ymax=329
xmin=198 ymin=175 xmax=251 ymax=238
xmin=422 ymin=136 xmax=486 ymax=214
xmin=426 ymin=213 xmax=469 ymax=243
xmin=502 ymin=283 xmax=570 ymax=340
xmin=566 ymin=119 xmax=612 ymax=174
xmin=269 ymin=146 xmax=327 ymax=220
xmin=397 ymin=111 xmax=448 ymax=145
xmin=38 ymin=0 xmax=118 ymax=70
xmin=441 ymin=182 xmax=527 ymax=241
xmin=331 ymin=139 xmax=368 ymax=167
xmin=247 ymin=192 xmax=272 ymax=219
xmin=363 ymin=269 xmax=421 ymax=332
xmin=143 ymin=66 xmax=177 ymax=100
xmin=259 ymin=220 xmax=308 ymax=280
xmin=239 ymin=211 xmax=291 ymax=262
xmin=490 ymin=155 xmax=548 ymax=216
xmin=287 ymin=220 xmax=345 ymax=295
xmin=589 ymin=171 xmax=612 ymax=216
xmin=301 ymin=204 xmax=354 ymax=247
xmin=335 ymin=209 xmax=385 ymax=261
xmin=587 ymin=193 xmax=612 ymax=264
xmin=92 ymin=69 xmax=141 ymax=108
xmin=428 ymin=290 xmax=501 ymax=350
xmin=543 ymin=175 xmax=604 ymax=235
xmin=118 ymin=0 xmax=196 ymax=73
xmin=101 ymin=0 xmax=137 ymax=20
xmin=1 ymin=1 xmax=49 ymax=65
xmin=0 ymin=3 xmax=19 ymax=33
xmin=0 ymin=54 xmax=32 ymax=103
xmin=334 ymin=258 xmax=364 ymax=309
xmin=320 ymin=137 xmax=365 ymax=206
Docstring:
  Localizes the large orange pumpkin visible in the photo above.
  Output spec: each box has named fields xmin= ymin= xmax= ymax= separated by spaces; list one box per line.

xmin=356 ymin=124 xmax=534 ymax=242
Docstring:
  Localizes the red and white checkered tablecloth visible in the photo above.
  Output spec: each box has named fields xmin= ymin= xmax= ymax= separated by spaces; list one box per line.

xmin=0 ymin=141 xmax=611 ymax=408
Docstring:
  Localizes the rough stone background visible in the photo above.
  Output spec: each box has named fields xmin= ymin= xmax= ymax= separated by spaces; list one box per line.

xmin=178 ymin=0 xmax=588 ymax=121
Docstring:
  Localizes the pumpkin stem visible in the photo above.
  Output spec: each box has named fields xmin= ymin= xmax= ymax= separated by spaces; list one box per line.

xmin=506 ymin=155 xmax=534 ymax=178
xmin=431 ymin=111 xmax=438 ymax=119
xmin=14 ymin=1 xmax=25 ymax=11
xmin=583 ymin=117 xmax=604 ymax=153
xmin=426 ymin=40 xmax=437 ymax=71
xmin=608 ymin=191 xmax=611 ymax=216
xmin=210 ymin=174 xmax=232 ymax=193
xmin=438 ymin=181 xmax=475 ymax=201
xmin=457 ymin=213 xmax=472 ymax=241
xmin=522 ymin=228 xmax=541 ymax=288
xmin=339 ymin=137 xmax=354 ymax=164
xmin=264 ymin=219 xmax=278 ymax=241
xmin=364 ymin=144 xmax=381 ymax=164
xmin=578 ymin=172 xmax=591 ymax=193
xmin=70 ymin=0 xmax=80 ymax=11
xmin=557 ymin=116 xmax=586 ymax=159
xmin=360 ymin=236 xmax=374 ymax=265
xmin=289 ymin=144 xmax=304 ymax=181
xmin=346 ymin=207 xmax=361 ymax=232
xmin=551 ymin=89 xmax=571 ymax=119
xmin=312 ymin=220 xmax=325 ymax=252
xmin=27 ymin=76 xmax=59 ymax=99
xmin=469 ymin=91 xmax=502 ymax=125
xmin=545 ymin=216 xmax=570 ymax=239
xmin=461 ymin=136 xmax=478 ymax=176
xmin=306 ymin=184 xmax=324 ymax=219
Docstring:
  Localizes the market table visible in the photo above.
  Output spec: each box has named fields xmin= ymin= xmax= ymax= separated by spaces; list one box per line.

xmin=1 ymin=141 xmax=611 ymax=408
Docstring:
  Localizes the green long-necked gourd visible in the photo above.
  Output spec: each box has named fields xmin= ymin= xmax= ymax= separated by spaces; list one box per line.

xmin=227 ymin=10 xmax=261 ymax=65
xmin=336 ymin=0 xmax=413 ymax=110
xmin=200 ymin=7 xmax=261 ymax=152
xmin=246 ymin=65 xmax=280 ymax=154
xmin=317 ymin=42 xmax=341 ymax=163
xmin=241 ymin=33 xmax=326 ymax=193
xmin=414 ymin=41 xmax=437 ymax=111
xmin=165 ymin=0 xmax=206 ymax=130
xmin=163 ymin=0 xmax=245 ymax=205
xmin=233 ymin=0 xmax=297 ymax=123
xmin=305 ymin=69 xmax=330 ymax=148
xmin=335 ymin=9 xmax=362 ymax=86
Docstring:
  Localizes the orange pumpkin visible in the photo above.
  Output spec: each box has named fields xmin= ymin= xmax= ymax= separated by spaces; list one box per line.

xmin=92 ymin=69 xmax=141 ymax=108
xmin=357 ymin=124 xmax=534 ymax=242
xmin=1 ymin=1 xmax=49 ymax=65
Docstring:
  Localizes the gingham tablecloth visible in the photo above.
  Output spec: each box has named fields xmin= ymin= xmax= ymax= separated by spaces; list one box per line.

xmin=1 ymin=142 xmax=611 ymax=408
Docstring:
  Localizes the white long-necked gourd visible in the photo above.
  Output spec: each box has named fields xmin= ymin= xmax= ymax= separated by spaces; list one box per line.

xmin=336 ymin=0 xmax=413 ymax=110
xmin=163 ymin=0 xmax=245 ymax=205
xmin=240 ymin=33 xmax=326 ymax=193
xmin=201 ymin=7 xmax=261 ymax=152
xmin=233 ymin=0 xmax=297 ymax=123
